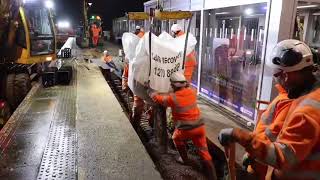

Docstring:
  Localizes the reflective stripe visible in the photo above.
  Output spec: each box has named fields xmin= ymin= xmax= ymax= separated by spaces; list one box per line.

xmin=265 ymin=143 xmax=277 ymax=166
xmin=162 ymin=96 xmax=168 ymax=107
xmin=171 ymin=94 xmax=197 ymax=113
xmin=265 ymin=127 xmax=277 ymax=142
xmin=186 ymin=57 xmax=195 ymax=62
xmin=261 ymin=103 xmax=277 ymax=125
xmin=285 ymin=171 xmax=320 ymax=180
xmin=175 ymin=119 xmax=204 ymax=130
xmin=172 ymin=94 xmax=178 ymax=105
xmin=175 ymin=103 xmax=197 ymax=113
xmin=261 ymin=99 xmax=291 ymax=125
xmin=298 ymin=99 xmax=320 ymax=109
xmin=275 ymin=142 xmax=299 ymax=166
xmin=198 ymin=146 xmax=209 ymax=151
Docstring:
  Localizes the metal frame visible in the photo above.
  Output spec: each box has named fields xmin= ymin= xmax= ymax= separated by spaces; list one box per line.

xmin=143 ymin=0 xmax=310 ymax=123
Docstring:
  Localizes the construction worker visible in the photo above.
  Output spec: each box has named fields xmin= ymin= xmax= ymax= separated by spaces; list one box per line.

xmin=103 ymin=50 xmax=112 ymax=63
xmin=91 ymin=23 xmax=101 ymax=47
xmin=134 ymin=26 xmax=145 ymax=38
xmin=243 ymin=83 xmax=292 ymax=179
xmin=171 ymin=24 xmax=197 ymax=83
xmin=149 ymin=72 xmax=217 ymax=180
xmin=218 ymin=39 xmax=320 ymax=180
xmin=122 ymin=26 xmax=145 ymax=124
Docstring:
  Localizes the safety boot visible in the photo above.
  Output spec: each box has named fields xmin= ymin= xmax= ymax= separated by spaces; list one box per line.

xmin=202 ymin=160 xmax=218 ymax=180
xmin=175 ymin=144 xmax=193 ymax=165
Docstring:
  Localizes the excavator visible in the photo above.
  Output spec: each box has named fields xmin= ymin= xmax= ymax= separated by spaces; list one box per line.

xmin=0 ymin=0 xmax=57 ymax=127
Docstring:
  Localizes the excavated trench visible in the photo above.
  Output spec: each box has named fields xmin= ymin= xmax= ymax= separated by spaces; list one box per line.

xmin=99 ymin=69 xmax=240 ymax=180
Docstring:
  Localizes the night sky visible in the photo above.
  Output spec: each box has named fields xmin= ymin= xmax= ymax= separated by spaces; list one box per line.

xmin=54 ymin=0 xmax=148 ymax=30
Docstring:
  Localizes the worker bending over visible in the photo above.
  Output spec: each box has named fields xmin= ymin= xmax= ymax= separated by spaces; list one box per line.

xmin=149 ymin=72 xmax=217 ymax=180
xmin=219 ymin=39 xmax=320 ymax=180
xmin=171 ymin=24 xmax=197 ymax=83
xmin=122 ymin=26 xmax=145 ymax=124
xmin=103 ymin=50 xmax=112 ymax=63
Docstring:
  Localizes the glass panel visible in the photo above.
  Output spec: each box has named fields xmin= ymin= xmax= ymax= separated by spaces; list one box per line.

xmin=24 ymin=6 xmax=54 ymax=56
xmin=293 ymin=1 xmax=320 ymax=65
xmin=191 ymin=11 xmax=201 ymax=87
xmin=200 ymin=3 xmax=267 ymax=120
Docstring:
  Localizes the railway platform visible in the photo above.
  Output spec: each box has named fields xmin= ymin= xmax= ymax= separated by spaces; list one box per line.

xmin=0 ymin=45 xmax=161 ymax=180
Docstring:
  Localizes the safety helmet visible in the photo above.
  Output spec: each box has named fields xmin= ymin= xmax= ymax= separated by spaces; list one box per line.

xmin=267 ymin=39 xmax=314 ymax=74
xmin=170 ymin=72 xmax=187 ymax=88
xmin=136 ymin=26 xmax=141 ymax=30
xmin=103 ymin=50 xmax=108 ymax=56
xmin=171 ymin=24 xmax=182 ymax=33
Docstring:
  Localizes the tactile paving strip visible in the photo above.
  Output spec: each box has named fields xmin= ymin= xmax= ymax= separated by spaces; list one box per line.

xmin=37 ymin=66 xmax=77 ymax=180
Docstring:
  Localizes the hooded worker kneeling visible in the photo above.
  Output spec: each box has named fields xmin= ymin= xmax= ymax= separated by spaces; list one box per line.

xmin=148 ymin=71 xmax=217 ymax=180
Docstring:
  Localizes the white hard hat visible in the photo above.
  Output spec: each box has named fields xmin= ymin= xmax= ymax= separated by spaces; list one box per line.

xmin=267 ymin=39 xmax=314 ymax=74
xmin=171 ymin=24 xmax=182 ymax=33
xmin=170 ymin=71 xmax=187 ymax=87
xmin=103 ymin=50 xmax=108 ymax=55
xmin=136 ymin=25 xmax=141 ymax=30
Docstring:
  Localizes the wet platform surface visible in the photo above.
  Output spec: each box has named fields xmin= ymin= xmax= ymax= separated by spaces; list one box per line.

xmin=0 ymin=46 xmax=161 ymax=179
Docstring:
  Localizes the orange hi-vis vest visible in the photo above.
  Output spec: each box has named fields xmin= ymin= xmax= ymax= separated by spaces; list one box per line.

xmin=254 ymin=84 xmax=291 ymax=141
xmin=92 ymin=27 xmax=100 ymax=37
xmin=151 ymin=87 xmax=203 ymax=130
xmin=137 ymin=31 xmax=145 ymax=38
xmin=176 ymin=31 xmax=197 ymax=82
xmin=247 ymin=84 xmax=292 ymax=179
xmin=267 ymin=82 xmax=320 ymax=180
xmin=104 ymin=55 xmax=112 ymax=63
xmin=236 ymin=82 xmax=320 ymax=180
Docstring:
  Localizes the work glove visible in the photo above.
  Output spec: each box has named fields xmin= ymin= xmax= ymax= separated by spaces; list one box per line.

xmin=242 ymin=153 xmax=254 ymax=170
xmin=218 ymin=128 xmax=235 ymax=146
xmin=147 ymin=88 xmax=157 ymax=98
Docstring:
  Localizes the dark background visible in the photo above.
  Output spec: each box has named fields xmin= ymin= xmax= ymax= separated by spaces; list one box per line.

xmin=54 ymin=0 xmax=148 ymax=30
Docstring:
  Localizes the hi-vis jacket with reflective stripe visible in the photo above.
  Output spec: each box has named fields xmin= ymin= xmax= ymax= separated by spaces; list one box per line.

xmin=236 ymin=83 xmax=320 ymax=180
xmin=254 ymin=84 xmax=292 ymax=142
xmin=151 ymin=87 xmax=203 ymax=130
xmin=246 ymin=84 xmax=292 ymax=180
xmin=176 ymin=31 xmax=197 ymax=82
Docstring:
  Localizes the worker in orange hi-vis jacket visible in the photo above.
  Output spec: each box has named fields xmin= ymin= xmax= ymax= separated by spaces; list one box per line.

xmin=134 ymin=26 xmax=145 ymax=38
xmin=91 ymin=23 xmax=101 ymax=46
xmin=149 ymin=72 xmax=217 ymax=180
xmin=243 ymin=83 xmax=292 ymax=180
xmin=171 ymin=24 xmax=197 ymax=83
xmin=103 ymin=50 xmax=112 ymax=63
xmin=219 ymin=39 xmax=320 ymax=180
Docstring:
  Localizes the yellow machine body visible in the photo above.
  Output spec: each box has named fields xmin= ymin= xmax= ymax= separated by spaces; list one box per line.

xmin=16 ymin=6 xmax=56 ymax=64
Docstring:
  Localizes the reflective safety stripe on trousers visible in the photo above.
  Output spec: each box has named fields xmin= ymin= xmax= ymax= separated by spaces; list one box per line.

xmin=175 ymin=118 xmax=204 ymax=130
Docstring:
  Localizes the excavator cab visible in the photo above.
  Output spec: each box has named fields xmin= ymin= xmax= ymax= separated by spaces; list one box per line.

xmin=16 ymin=0 xmax=56 ymax=64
